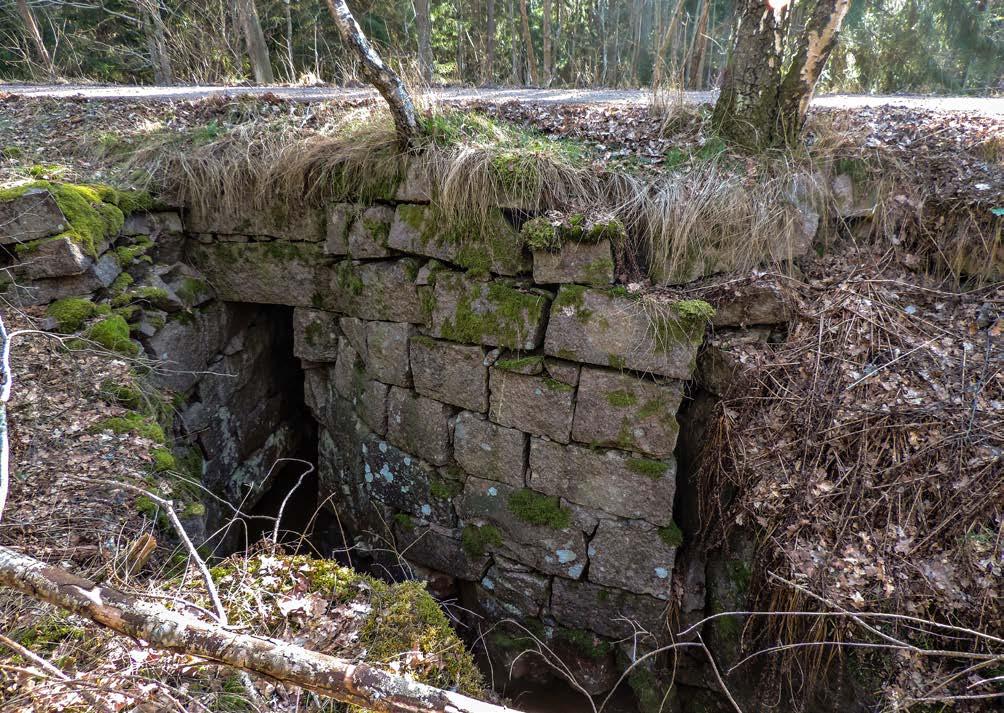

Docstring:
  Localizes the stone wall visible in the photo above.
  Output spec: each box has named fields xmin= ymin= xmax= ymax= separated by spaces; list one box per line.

xmin=1 ymin=180 xmax=794 ymax=708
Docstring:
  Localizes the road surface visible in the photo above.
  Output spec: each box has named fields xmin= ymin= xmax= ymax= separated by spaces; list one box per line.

xmin=2 ymin=83 xmax=1002 ymax=115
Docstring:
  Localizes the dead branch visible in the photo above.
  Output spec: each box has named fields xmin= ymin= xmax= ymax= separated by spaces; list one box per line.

xmin=0 ymin=545 xmax=518 ymax=713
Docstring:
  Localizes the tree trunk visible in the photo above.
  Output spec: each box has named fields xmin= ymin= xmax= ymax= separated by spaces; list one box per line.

xmin=542 ymin=0 xmax=553 ymax=84
xmin=651 ymin=0 xmax=685 ymax=86
xmin=140 ymin=1 xmax=174 ymax=85
xmin=519 ymin=0 xmax=539 ymax=85
xmin=0 ymin=546 xmax=515 ymax=713
xmin=509 ymin=0 xmax=519 ymax=82
xmin=324 ymin=0 xmax=418 ymax=148
xmin=686 ymin=0 xmax=709 ymax=89
xmin=485 ymin=0 xmax=496 ymax=82
xmin=416 ymin=0 xmax=434 ymax=83
xmin=237 ymin=0 xmax=275 ymax=84
xmin=283 ymin=0 xmax=296 ymax=81
xmin=776 ymin=0 xmax=852 ymax=139
xmin=712 ymin=0 xmax=849 ymax=148
xmin=15 ymin=0 xmax=53 ymax=78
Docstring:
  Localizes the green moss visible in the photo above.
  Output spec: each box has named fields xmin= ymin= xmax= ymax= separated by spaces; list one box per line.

xmin=658 ymin=522 xmax=684 ymax=547
xmin=150 ymin=447 xmax=177 ymax=473
xmin=557 ymin=628 xmax=613 ymax=659
xmin=461 ymin=524 xmax=502 ymax=557
xmin=542 ymin=376 xmax=574 ymax=393
xmin=726 ymin=558 xmax=752 ymax=592
xmin=99 ymin=379 xmax=144 ymax=410
xmin=92 ymin=412 xmax=165 ymax=443
xmin=109 ymin=272 xmax=134 ymax=294
xmin=46 ymin=297 xmax=97 ymax=332
xmin=626 ymin=458 xmax=670 ymax=480
xmin=494 ymin=355 xmax=544 ymax=373
xmin=606 ymin=389 xmax=638 ymax=407
xmin=176 ymin=277 xmax=208 ymax=306
xmin=583 ymin=257 xmax=615 ymax=285
xmin=507 ymin=489 xmax=570 ymax=529
xmin=649 ymin=299 xmax=716 ymax=351
xmin=86 ymin=315 xmax=138 ymax=355
xmin=553 ymin=284 xmax=593 ymax=323
xmin=14 ymin=613 xmax=86 ymax=654
xmin=439 ymin=278 xmax=546 ymax=348
xmin=608 ymin=354 xmax=627 ymax=370
xmin=429 ymin=477 xmax=462 ymax=500
xmin=522 ymin=216 xmax=561 ymax=252
xmin=335 ymin=260 xmax=364 ymax=296
xmin=393 ymin=512 xmax=414 ymax=529
xmin=628 ymin=666 xmax=669 ymax=713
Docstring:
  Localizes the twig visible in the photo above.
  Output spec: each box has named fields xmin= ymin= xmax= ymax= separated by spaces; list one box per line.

xmin=270 ymin=458 xmax=315 ymax=545
xmin=0 ymin=313 xmax=12 ymax=524
xmin=0 ymin=632 xmax=109 ymax=711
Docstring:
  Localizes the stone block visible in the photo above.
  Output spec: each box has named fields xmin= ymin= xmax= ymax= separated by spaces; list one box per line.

xmin=428 ymin=272 xmax=550 ymax=350
xmin=454 ymin=411 xmax=527 ymax=487
xmin=544 ymin=286 xmax=708 ymax=380
xmin=365 ymin=320 xmax=414 ymax=387
xmin=188 ymin=240 xmax=327 ymax=307
xmin=361 ymin=435 xmax=455 ymax=525
xmin=393 ymin=519 xmax=489 ymax=581
xmin=571 ymin=367 xmax=682 ymax=457
xmin=489 ymin=369 xmax=574 ymax=443
xmin=145 ymin=301 xmax=230 ymax=392
xmin=293 ymin=308 xmax=341 ymax=362
xmin=544 ymin=357 xmax=580 ymax=386
xmin=394 ymin=160 xmax=433 ymax=203
xmin=338 ymin=317 xmax=368 ymax=359
xmin=529 ymin=439 xmax=675 ymax=525
xmin=386 ymin=386 xmax=453 ymax=466
xmin=11 ymin=236 xmax=90 ymax=279
xmin=327 ymin=259 xmax=425 ymax=323
xmin=348 ymin=205 xmax=394 ymax=258
xmin=457 ymin=476 xmax=587 ymax=578
xmin=388 ymin=204 xmax=529 ymax=276
xmin=550 ymin=578 xmax=668 ymax=641
xmin=478 ymin=557 xmax=550 ymax=619
xmin=317 ymin=422 xmax=372 ymax=534
xmin=122 ymin=211 xmax=183 ymax=237
xmin=710 ymin=282 xmax=792 ymax=327
xmin=532 ymin=239 xmax=614 ymax=286
xmin=333 ymin=338 xmax=388 ymax=434
xmin=588 ymin=519 xmax=678 ymax=599
xmin=304 ymin=365 xmax=336 ymax=426
xmin=0 ymin=188 xmax=66 ymax=244
xmin=186 ymin=202 xmax=325 ymax=241
xmin=325 ymin=204 xmax=351 ymax=256
xmin=410 ymin=336 xmax=488 ymax=412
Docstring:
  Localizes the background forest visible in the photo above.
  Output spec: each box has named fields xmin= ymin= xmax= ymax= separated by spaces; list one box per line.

xmin=1 ymin=0 xmax=1002 ymax=94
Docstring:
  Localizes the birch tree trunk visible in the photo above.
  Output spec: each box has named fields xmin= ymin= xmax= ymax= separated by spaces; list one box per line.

xmin=139 ymin=0 xmax=174 ymax=85
xmin=237 ymin=0 xmax=275 ymax=84
xmin=16 ymin=0 xmax=53 ymax=79
xmin=686 ymin=0 xmax=709 ymax=89
xmin=712 ymin=0 xmax=850 ymax=147
xmin=519 ymin=0 xmax=539 ymax=85
xmin=0 ymin=546 xmax=514 ymax=713
xmin=324 ymin=0 xmax=418 ymax=147
xmin=416 ymin=0 xmax=434 ymax=83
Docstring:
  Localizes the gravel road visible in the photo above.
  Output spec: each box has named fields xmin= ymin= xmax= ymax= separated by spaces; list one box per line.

xmin=2 ymin=84 xmax=1001 ymax=115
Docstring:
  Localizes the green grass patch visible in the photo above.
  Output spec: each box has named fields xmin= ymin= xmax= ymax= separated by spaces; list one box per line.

xmin=508 ymin=489 xmax=570 ymax=529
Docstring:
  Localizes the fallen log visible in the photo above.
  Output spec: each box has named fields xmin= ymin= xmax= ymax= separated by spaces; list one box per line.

xmin=0 ymin=545 xmax=516 ymax=713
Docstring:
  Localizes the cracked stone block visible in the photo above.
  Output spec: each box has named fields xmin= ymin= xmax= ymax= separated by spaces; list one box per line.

xmin=529 ymin=439 xmax=676 ymax=525
xmin=293 ymin=308 xmax=341 ymax=362
xmin=325 ymin=204 xmax=352 ymax=256
xmin=11 ymin=235 xmax=90 ymax=279
xmin=543 ymin=357 xmax=581 ymax=386
xmin=394 ymin=159 xmax=433 ymax=203
xmin=388 ymin=204 xmax=529 ymax=275
xmin=338 ymin=317 xmax=368 ymax=360
xmin=145 ymin=301 xmax=230 ymax=392
xmin=453 ymin=411 xmax=527 ymax=487
xmin=428 ymin=271 xmax=551 ymax=350
xmin=588 ymin=519 xmax=678 ymax=599
xmin=544 ymin=286 xmax=705 ymax=380
xmin=532 ymin=239 xmax=614 ymax=286
xmin=489 ymin=368 xmax=575 ymax=443
xmin=571 ymin=366 xmax=683 ymax=457
xmin=386 ymin=386 xmax=453 ymax=466
xmin=457 ymin=476 xmax=588 ymax=579
xmin=410 ymin=336 xmax=488 ymax=412
xmin=333 ymin=338 xmax=388 ymax=434
xmin=710 ymin=282 xmax=792 ymax=327
xmin=365 ymin=320 xmax=414 ymax=387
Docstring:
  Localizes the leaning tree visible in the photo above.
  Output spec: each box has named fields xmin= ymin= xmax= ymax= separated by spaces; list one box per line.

xmin=712 ymin=0 xmax=851 ymax=148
